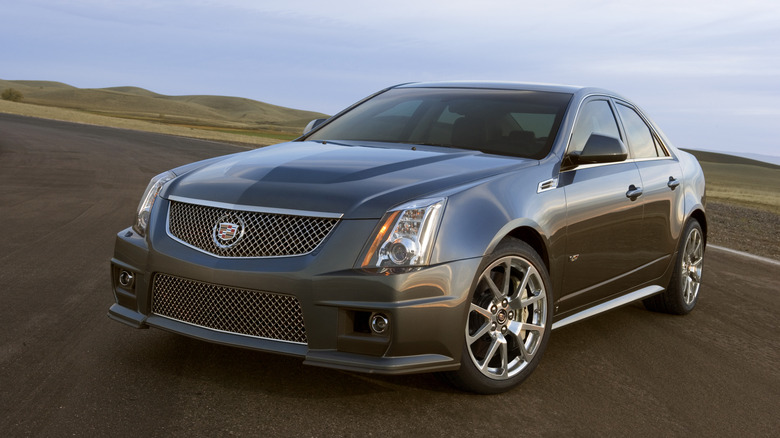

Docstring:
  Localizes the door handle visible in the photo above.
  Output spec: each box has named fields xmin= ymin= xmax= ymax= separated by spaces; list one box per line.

xmin=626 ymin=184 xmax=643 ymax=201
xmin=667 ymin=176 xmax=680 ymax=190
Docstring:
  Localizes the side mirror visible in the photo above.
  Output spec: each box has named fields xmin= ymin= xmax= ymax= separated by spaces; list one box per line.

xmin=303 ymin=118 xmax=328 ymax=135
xmin=568 ymin=134 xmax=628 ymax=165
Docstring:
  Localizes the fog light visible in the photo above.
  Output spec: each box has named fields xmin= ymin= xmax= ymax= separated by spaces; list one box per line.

xmin=370 ymin=313 xmax=389 ymax=334
xmin=118 ymin=270 xmax=135 ymax=288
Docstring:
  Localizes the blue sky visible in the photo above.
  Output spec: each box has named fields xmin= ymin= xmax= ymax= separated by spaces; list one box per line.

xmin=3 ymin=0 xmax=779 ymax=158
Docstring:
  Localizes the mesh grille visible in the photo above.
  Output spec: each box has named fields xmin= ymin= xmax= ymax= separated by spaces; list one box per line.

xmin=152 ymin=273 xmax=307 ymax=344
xmin=167 ymin=200 xmax=339 ymax=258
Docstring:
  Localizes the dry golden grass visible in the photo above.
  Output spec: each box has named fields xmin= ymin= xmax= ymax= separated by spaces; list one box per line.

xmin=0 ymin=79 xmax=327 ymax=134
xmin=684 ymin=151 xmax=780 ymax=214
xmin=0 ymin=99 xmax=284 ymax=147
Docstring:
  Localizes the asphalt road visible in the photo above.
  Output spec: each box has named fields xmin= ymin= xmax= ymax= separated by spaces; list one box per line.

xmin=1 ymin=113 xmax=778 ymax=437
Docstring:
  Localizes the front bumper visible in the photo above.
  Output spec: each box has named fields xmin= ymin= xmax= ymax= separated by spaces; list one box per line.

xmin=108 ymin=202 xmax=482 ymax=375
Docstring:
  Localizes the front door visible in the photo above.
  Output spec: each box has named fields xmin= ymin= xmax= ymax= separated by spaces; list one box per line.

xmin=557 ymin=98 xmax=647 ymax=314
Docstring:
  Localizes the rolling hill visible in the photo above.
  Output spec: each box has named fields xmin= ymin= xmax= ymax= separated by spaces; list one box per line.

xmin=682 ymin=149 xmax=779 ymax=213
xmin=0 ymin=79 xmax=327 ymax=133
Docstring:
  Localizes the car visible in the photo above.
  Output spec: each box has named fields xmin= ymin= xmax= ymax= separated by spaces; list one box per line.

xmin=109 ymin=81 xmax=706 ymax=393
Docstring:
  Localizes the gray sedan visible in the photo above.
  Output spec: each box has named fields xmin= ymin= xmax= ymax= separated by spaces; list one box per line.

xmin=109 ymin=82 xmax=706 ymax=393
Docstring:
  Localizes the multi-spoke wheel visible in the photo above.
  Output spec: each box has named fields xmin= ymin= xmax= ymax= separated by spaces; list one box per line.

xmin=644 ymin=219 xmax=704 ymax=314
xmin=444 ymin=238 xmax=552 ymax=394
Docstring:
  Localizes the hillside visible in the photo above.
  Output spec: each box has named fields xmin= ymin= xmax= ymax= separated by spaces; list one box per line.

xmin=680 ymin=148 xmax=779 ymax=259
xmin=682 ymin=149 xmax=780 ymax=170
xmin=0 ymin=79 xmax=327 ymax=134
xmin=682 ymin=148 xmax=780 ymax=213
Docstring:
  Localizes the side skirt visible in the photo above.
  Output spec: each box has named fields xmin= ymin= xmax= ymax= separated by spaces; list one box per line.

xmin=552 ymin=285 xmax=664 ymax=330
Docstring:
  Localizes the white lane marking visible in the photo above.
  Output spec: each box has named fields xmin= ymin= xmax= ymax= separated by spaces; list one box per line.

xmin=709 ymin=245 xmax=780 ymax=267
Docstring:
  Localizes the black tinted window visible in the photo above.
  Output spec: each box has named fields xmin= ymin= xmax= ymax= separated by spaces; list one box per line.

xmin=306 ymin=88 xmax=572 ymax=159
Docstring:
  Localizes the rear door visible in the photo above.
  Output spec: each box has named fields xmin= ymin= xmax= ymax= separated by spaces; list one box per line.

xmin=614 ymin=101 xmax=684 ymax=280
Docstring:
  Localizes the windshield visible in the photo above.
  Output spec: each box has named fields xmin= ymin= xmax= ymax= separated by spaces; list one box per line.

xmin=305 ymin=87 xmax=572 ymax=159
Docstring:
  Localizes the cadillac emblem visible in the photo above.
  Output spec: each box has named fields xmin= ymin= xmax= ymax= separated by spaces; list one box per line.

xmin=218 ymin=223 xmax=239 ymax=240
xmin=212 ymin=216 xmax=245 ymax=249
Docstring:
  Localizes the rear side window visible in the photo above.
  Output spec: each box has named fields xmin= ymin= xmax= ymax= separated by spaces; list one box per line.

xmin=616 ymin=104 xmax=666 ymax=158
xmin=567 ymin=99 xmax=621 ymax=155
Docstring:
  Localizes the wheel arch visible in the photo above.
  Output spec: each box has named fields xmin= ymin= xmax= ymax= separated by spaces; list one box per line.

xmin=688 ymin=208 xmax=707 ymax=248
xmin=504 ymin=226 xmax=550 ymax=272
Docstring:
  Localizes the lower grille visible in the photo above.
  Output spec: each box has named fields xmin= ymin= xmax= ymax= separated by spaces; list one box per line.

xmin=151 ymin=273 xmax=307 ymax=344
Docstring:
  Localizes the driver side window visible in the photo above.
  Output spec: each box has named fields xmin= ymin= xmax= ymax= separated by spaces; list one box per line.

xmin=568 ymin=100 xmax=621 ymax=155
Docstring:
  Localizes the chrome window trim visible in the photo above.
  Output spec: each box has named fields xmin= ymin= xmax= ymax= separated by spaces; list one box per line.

xmin=632 ymin=156 xmax=675 ymax=163
xmin=559 ymin=155 xmax=674 ymax=173
xmin=559 ymin=160 xmax=628 ymax=172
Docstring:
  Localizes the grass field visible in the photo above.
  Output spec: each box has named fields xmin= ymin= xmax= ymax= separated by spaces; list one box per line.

xmin=683 ymin=150 xmax=780 ymax=214
xmin=0 ymin=79 xmax=326 ymax=145
xmin=0 ymin=99 xmax=289 ymax=147
xmin=678 ymin=150 xmax=779 ymax=259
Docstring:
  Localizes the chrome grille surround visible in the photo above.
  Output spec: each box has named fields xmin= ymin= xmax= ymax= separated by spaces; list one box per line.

xmin=166 ymin=196 xmax=341 ymax=258
xmin=152 ymin=273 xmax=307 ymax=344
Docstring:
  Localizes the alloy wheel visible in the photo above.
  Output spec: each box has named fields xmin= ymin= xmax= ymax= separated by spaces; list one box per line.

xmin=681 ymin=227 xmax=703 ymax=305
xmin=465 ymin=255 xmax=548 ymax=380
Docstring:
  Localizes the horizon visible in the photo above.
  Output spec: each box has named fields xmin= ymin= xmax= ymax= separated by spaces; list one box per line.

xmin=4 ymin=0 xmax=779 ymax=158
xmin=4 ymin=77 xmax=780 ymax=166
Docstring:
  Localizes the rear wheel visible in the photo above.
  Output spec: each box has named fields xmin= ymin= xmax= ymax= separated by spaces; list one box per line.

xmin=644 ymin=219 xmax=704 ymax=314
xmin=443 ymin=239 xmax=552 ymax=394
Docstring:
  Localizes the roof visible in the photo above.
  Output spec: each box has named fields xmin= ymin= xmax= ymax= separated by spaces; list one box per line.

xmin=395 ymin=81 xmax=627 ymax=102
xmin=396 ymin=81 xmax=586 ymax=94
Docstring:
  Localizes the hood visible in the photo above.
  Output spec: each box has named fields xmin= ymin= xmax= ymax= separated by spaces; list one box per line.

xmin=163 ymin=141 xmax=534 ymax=218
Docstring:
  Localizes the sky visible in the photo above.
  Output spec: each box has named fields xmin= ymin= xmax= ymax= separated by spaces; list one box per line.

xmin=3 ymin=0 xmax=779 ymax=158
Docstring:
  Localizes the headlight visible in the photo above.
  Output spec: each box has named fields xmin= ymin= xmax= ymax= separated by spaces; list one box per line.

xmin=360 ymin=197 xmax=446 ymax=269
xmin=133 ymin=171 xmax=176 ymax=236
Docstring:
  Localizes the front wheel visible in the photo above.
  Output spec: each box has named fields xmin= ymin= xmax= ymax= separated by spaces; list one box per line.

xmin=443 ymin=239 xmax=553 ymax=394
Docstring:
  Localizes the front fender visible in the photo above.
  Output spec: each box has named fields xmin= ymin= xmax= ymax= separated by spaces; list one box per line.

xmin=430 ymin=164 xmax=566 ymax=266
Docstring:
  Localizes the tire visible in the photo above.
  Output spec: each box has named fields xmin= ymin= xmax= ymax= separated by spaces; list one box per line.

xmin=643 ymin=219 xmax=704 ymax=315
xmin=442 ymin=238 xmax=553 ymax=394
